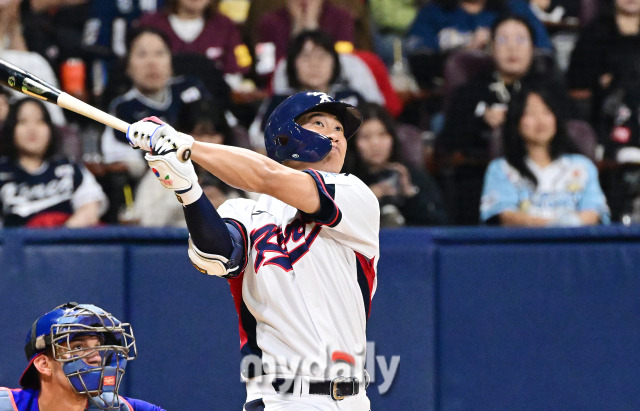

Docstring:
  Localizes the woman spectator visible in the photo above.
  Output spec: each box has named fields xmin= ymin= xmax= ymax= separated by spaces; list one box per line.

xmin=344 ymin=102 xmax=449 ymax=227
xmin=437 ymin=15 xmax=566 ymax=163
xmin=99 ymin=27 xmax=214 ymax=222
xmin=138 ymin=0 xmax=252 ymax=89
xmin=0 ymin=98 xmax=107 ymax=228
xmin=480 ymin=87 xmax=610 ymax=226
xmin=101 ymin=27 xmax=213 ymax=178
xmin=255 ymin=0 xmax=355 ymax=67
xmin=248 ymin=30 xmax=367 ymax=151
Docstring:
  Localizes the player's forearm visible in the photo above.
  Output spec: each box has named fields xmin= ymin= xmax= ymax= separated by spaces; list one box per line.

xmin=191 ymin=142 xmax=289 ymax=195
xmin=190 ymin=142 xmax=321 ymax=214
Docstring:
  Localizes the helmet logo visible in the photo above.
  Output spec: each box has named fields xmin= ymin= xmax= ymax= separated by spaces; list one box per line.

xmin=103 ymin=376 xmax=116 ymax=386
xmin=292 ymin=154 xmax=299 ymax=159
xmin=307 ymin=91 xmax=332 ymax=103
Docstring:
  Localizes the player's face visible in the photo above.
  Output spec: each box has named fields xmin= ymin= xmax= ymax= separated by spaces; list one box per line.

xmin=50 ymin=335 xmax=104 ymax=394
xmin=492 ymin=20 xmax=533 ymax=81
xmin=291 ymin=111 xmax=347 ymax=173
xmin=295 ymin=40 xmax=335 ymax=91
xmin=13 ymin=101 xmax=51 ymax=159
xmin=518 ymin=93 xmax=557 ymax=148
xmin=355 ymin=118 xmax=394 ymax=168
xmin=127 ymin=32 xmax=172 ymax=95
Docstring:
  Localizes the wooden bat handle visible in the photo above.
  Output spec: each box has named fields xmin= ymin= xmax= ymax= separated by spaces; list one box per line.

xmin=58 ymin=93 xmax=193 ymax=162
xmin=57 ymin=92 xmax=129 ymax=133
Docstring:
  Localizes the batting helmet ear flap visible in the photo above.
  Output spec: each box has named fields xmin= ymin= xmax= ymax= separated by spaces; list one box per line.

xmin=275 ymin=134 xmax=290 ymax=148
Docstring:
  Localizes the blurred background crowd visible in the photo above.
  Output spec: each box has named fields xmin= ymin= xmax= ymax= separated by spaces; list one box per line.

xmin=1 ymin=0 xmax=639 ymax=229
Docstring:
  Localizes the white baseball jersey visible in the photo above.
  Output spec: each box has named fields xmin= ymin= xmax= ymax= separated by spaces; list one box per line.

xmin=217 ymin=169 xmax=380 ymax=401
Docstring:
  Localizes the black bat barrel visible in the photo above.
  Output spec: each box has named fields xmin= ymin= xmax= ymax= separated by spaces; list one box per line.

xmin=0 ymin=59 xmax=61 ymax=103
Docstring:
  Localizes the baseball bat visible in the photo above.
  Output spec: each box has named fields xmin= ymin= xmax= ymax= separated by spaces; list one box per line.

xmin=0 ymin=58 xmax=192 ymax=161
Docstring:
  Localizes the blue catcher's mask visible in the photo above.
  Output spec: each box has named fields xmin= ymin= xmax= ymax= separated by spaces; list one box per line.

xmin=20 ymin=303 xmax=137 ymax=410
xmin=264 ymin=91 xmax=362 ymax=163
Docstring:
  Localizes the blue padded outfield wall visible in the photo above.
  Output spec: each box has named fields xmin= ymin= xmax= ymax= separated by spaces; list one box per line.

xmin=1 ymin=226 xmax=639 ymax=410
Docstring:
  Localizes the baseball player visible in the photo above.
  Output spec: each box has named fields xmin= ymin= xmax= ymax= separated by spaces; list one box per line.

xmin=126 ymin=91 xmax=380 ymax=410
xmin=0 ymin=302 xmax=166 ymax=411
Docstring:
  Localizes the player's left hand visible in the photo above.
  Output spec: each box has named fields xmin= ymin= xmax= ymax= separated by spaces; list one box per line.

xmin=145 ymin=151 xmax=202 ymax=205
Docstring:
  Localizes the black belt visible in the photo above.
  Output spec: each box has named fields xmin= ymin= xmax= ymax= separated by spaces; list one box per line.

xmin=272 ymin=377 xmax=360 ymax=401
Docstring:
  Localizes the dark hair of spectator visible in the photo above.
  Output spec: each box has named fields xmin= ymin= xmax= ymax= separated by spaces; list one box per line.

xmin=178 ymin=99 xmax=233 ymax=145
xmin=435 ymin=0 xmax=506 ymax=12
xmin=286 ymin=30 xmax=341 ymax=90
xmin=166 ymin=0 xmax=219 ymax=19
xmin=491 ymin=14 xmax=536 ymax=45
xmin=0 ymin=98 xmax=60 ymax=162
xmin=125 ymin=27 xmax=173 ymax=69
xmin=346 ymin=102 xmax=404 ymax=175
xmin=502 ymin=87 xmax=579 ymax=186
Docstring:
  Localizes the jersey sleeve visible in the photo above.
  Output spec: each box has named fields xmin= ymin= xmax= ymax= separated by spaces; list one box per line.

xmin=480 ymin=159 xmax=520 ymax=222
xmin=302 ymin=170 xmax=380 ymax=259
xmin=217 ymin=198 xmax=257 ymax=255
xmin=71 ymin=164 xmax=109 ymax=216
xmin=121 ymin=396 xmax=167 ymax=411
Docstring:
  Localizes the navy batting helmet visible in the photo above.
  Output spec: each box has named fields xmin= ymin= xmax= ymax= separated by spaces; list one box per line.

xmin=20 ymin=302 xmax=136 ymax=410
xmin=264 ymin=91 xmax=362 ymax=163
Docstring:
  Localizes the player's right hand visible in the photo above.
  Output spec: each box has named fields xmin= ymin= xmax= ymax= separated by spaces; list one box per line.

xmin=126 ymin=116 xmax=166 ymax=151
xmin=145 ymin=151 xmax=202 ymax=206
xmin=126 ymin=117 xmax=194 ymax=157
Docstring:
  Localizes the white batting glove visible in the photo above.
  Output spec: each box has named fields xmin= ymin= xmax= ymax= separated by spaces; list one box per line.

xmin=145 ymin=152 xmax=203 ymax=206
xmin=126 ymin=116 xmax=166 ymax=151
xmin=126 ymin=117 xmax=194 ymax=157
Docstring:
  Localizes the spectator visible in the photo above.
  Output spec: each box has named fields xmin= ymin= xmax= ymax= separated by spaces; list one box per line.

xmin=480 ymin=87 xmax=610 ymax=226
xmin=99 ymin=27 xmax=214 ymax=223
xmin=133 ymin=100 xmax=245 ymax=227
xmin=101 ymin=27 xmax=213 ymax=178
xmin=369 ymin=0 xmax=419 ymax=67
xmin=249 ymin=30 xmax=367 ymax=151
xmin=138 ymin=0 xmax=252 ymax=90
xmin=0 ymin=98 xmax=107 ymax=228
xmin=255 ymin=0 xmax=355 ymax=75
xmin=0 ymin=0 xmax=26 ymax=51
xmin=345 ymin=102 xmax=449 ymax=227
xmin=567 ymin=0 xmax=640 ymax=152
xmin=20 ymin=0 xmax=91 ymax=76
xmin=0 ymin=0 xmax=67 ymax=126
xmin=406 ymin=0 xmax=552 ymax=52
xmin=82 ymin=0 xmax=166 ymax=102
xmin=0 ymin=302 xmax=165 ymax=410
xmin=437 ymin=15 xmax=566 ymax=163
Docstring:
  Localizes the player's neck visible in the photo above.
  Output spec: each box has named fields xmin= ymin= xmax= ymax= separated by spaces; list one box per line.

xmin=37 ymin=384 xmax=88 ymax=411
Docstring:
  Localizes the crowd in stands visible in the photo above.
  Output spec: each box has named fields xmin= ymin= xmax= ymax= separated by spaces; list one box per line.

xmin=1 ymin=0 xmax=640 ymax=228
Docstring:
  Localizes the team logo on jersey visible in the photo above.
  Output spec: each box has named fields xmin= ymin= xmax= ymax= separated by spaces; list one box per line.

xmin=252 ymin=219 xmax=321 ymax=272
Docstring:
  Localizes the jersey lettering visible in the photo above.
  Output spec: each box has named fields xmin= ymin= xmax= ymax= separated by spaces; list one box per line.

xmin=252 ymin=219 xmax=322 ymax=273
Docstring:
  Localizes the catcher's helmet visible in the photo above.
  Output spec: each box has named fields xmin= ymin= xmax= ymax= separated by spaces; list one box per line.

xmin=20 ymin=302 xmax=136 ymax=410
xmin=264 ymin=91 xmax=362 ymax=163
